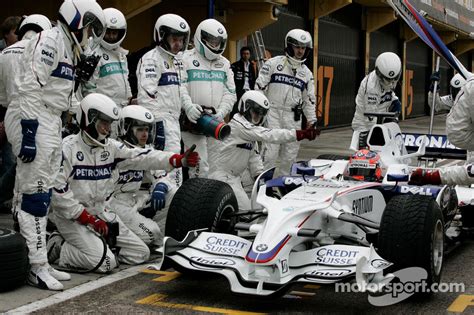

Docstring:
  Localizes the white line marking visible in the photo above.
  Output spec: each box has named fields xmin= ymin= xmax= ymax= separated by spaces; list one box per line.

xmin=6 ymin=265 xmax=143 ymax=314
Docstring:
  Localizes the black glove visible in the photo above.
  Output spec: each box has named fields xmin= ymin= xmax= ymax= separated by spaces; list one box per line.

xmin=430 ymin=71 xmax=441 ymax=82
xmin=358 ymin=130 xmax=369 ymax=149
xmin=75 ymin=53 xmax=101 ymax=84
xmin=429 ymin=71 xmax=441 ymax=92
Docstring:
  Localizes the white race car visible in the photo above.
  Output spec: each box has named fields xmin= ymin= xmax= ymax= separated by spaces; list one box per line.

xmin=159 ymin=112 xmax=465 ymax=297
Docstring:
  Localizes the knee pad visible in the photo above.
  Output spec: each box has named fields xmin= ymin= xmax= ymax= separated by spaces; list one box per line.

xmin=21 ymin=189 xmax=52 ymax=217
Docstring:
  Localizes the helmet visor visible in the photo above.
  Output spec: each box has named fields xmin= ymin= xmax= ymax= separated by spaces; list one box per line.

xmin=122 ymin=118 xmax=155 ymax=147
xmin=104 ymin=28 xmax=126 ymax=45
xmin=88 ymin=109 xmax=115 ymax=124
xmin=376 ymin=67 xmax=400 ymax=89
xmin=244 ymin=99 xmax=268 ymax=125
xmin=83 ymin=12 xmax=105 ymax=49
xmin=287 ymin=36 xmax=311 ymax=49
xmin=83 ymin=12 xmax=104 ymax=37
xmin=201 ymin=30 xmax=226 ymax=53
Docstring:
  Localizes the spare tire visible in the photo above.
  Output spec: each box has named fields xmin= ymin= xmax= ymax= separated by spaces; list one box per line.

xmin=317 ymin=154 xmax=349 ymax=161
xmin=0 ymin=228 xmax=29 ymax=292
xmin=165 ymin=178 xmax=238 ymax=241
xmin=378 ymin=195 xmax=444 ymax=290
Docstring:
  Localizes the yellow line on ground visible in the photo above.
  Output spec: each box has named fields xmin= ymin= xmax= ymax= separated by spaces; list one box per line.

xmin=139 ymin=269 xmax=181 ymax=282
xmin=152 ymin=272 xmax=181 ymax=282
xmin=303 ymin=284 xmax=321 ymax=290
xmin=140 ymin=269 xmax=170 ymax=275
xmin=447 ymin=294 xmax=474 ymax=313
xmin=136 ymin=293 xmax=266 ymax=315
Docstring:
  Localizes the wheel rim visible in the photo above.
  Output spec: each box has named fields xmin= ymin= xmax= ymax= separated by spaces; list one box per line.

xmin=215 ymin=204 xmax=237 ymax=233
xmin=432 ymin=219 xmax=444 ymax=276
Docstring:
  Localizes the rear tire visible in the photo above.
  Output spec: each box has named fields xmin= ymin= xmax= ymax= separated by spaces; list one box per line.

xmin=165 ymin=178 xmax=238 ymax=241
xmin=0 ymin=228 xmax=29 ymax=292
xmin=378 ymin=195 xmax=444 ymax=290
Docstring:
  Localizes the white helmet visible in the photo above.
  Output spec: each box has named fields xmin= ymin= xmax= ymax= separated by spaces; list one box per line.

xmin=119 ymin=105 xmax=155 ymax=148
xmin=101 ymin=8 xmax=127 ymax=50
xmin=239 ymin=90 xmax=270 ymax=125
xmin=16 ymin=14 xmax=52 ymax=40
xmin=78 ymin=93 xmax=120 ymax=147
xmin=58 ymin=0 xmax=106 ymax=51
xmin=154 ymin=14 xmax=190 ymax=57
xmin=450 ymin=73 xmax=467 ymax=100
xmin=194 ymin=19 xmax=227 ymax=61
xmin=285 ymin=29 xmax=312 ymax=65
xmin=375 ymin=52 xmax=401 ymax=90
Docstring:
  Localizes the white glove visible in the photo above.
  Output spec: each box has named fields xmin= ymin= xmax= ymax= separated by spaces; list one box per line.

xmin=184 ymin=103 xmax=203 ymax=123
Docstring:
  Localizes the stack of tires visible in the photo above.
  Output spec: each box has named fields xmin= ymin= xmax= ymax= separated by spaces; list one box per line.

xmin=0 ymin=228 xmax=28 ymax=292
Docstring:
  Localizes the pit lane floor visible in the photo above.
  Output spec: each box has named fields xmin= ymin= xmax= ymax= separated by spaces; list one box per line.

xmin=1 ymin=114 xmax=473 ymax=314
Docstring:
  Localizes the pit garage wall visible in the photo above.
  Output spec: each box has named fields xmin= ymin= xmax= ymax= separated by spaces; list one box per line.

xmin=317 ymin=5 xmax=363 ymax=128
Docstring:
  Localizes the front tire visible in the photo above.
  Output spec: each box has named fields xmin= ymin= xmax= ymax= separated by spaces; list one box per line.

xmin=378 ymin=195 xmax=444 ymax=289
xmin=165 ymin=178 xmax=238 ymax=241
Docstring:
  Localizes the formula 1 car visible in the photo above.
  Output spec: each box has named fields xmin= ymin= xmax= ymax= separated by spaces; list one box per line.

xmin=158 ymin=112 xmax=466 ymax=297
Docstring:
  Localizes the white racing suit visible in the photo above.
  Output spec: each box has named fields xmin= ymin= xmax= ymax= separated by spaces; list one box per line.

xmin=428 ymin=90 xmax=473 ymax=164
xmin=209 ymin=114 xmax=297 ymax=210
xmin=137 ymin=47 xmax=188 ymax=187
xmin=180 ymin=48 xmax=236 ymax=178
xmin=446 ymin=80 xmax=474 ymax=153
xmin=352 ymin=71 xmax=399 ymax=132
xmin=4 ymin=27 xmax=76 ymax=266
xmin=82 ymin=45 xmax=132 ymax=138
xmin=50 ymin=134 xmax=175 ymax=272
xmin=0 ymin=35 xmax=37 ymax=106
xmin=0 ymin=35 xmax=37 ymax=207
xmin=440 ymin=164 xmax=474 ymax=185
xmin=108 ymin=144 xmax=177 ymax=247
xmin=255 ymin=56 xmax=316 ymax=175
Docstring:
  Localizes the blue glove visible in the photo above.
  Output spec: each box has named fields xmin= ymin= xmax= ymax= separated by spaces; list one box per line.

xmin=389 ymin=99 xmax=401 ymax=113
xmin=19 ymin=119 xmax=38 ymax=163
xmin=151 ymin=182 xmax=169 ymax=211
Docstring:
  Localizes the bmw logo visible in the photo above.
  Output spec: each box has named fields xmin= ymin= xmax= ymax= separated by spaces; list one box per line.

xmin=102 ymin=53 xmax=109 ymax=60
xmin=164 ymin=61 xmax=169 ymax=69
xmin=264 ymin=100 xmax=269 ymax=106
xmin=455 ymin=80 xmax=460 ymax=85
xmin=389 ymin=70 xmax=395 ymax=77
xmin=110 ymin=17 xmax=117 ymax=24
xmin=76 ymin=151 xmax=84 ymax=161
xmin=277 ymin=64 xmax=283 ymax=71
xmin=145 ymin=112 xmax=152 ymax=119
xmin=301 ymin=35 xmax=306 ymax=40
xmin=217 ymin=28 xmax=224 ymax=34
xmin=193 ymin=60 xmax=200 ymax=67
xmin=113 ymin=107 xmax=119 ymax=116
xmin=180 ymin=22 xmax=186 ymax=29
xmin=256 ymin=244 xmax=268 ymax=252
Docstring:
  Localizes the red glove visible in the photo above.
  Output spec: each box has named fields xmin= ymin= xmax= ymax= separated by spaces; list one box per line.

xmin=409 ymin=168 xmax=441 ymax=185
xmin=170 ymin=144 xmax=200 ymax=167
xmin=296 ymin=129 xmax=319 ymax=141
xmin=77 ymin=209 xmax=108 ymax=236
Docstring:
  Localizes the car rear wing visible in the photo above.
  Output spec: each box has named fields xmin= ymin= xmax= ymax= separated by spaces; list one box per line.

xmin=402 ymin=133 xmax=467 ymax=160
